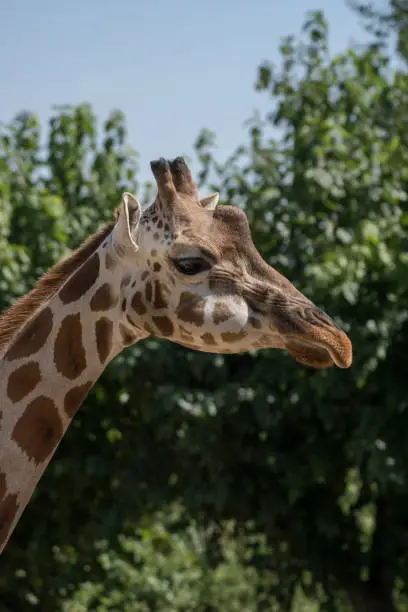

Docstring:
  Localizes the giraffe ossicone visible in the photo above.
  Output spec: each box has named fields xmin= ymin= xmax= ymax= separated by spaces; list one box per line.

xmin=0 ymin=156 xmax=352 ymax=554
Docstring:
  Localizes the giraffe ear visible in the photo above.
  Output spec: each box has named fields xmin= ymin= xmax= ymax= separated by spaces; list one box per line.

xmin=112 ymin=192 xmax=142 ymax=254
xmin=200 ymin=192 xmax=220 ymax=210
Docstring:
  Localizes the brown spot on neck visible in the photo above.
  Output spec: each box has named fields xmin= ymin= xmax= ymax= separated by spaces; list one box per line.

xmin=90 ymin=283 xmax=118 ymax=312
xmin=131 ymin=292 xmax=147 ymax=315
xmin=95 ymin=317 xmax=113 ymax=364
xmin=59 ymin=252 xmax=101 ymax=304
xmin=5 ymin=307 xmax=53 ymax=361
xmin=7 ymin=362 xmax=41 ymax=403
xmin=152 ymin=315 xmax=174 ymax=337
xmin=54 ymin=314 xmax=87 ymax=380
xmin=64 ymin=381 xmax=94 ymax=418
xmin=0 ymin=223 xmax=113 ymax=353
xmin=12 ymin=396 xmax=63 ymax=464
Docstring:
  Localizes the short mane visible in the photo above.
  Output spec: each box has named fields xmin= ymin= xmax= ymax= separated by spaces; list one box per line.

xmin=0 ymin=222 xmax=114 ymax=353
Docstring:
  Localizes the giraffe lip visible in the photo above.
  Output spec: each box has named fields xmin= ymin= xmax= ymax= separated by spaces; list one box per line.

xmin=284 ymin=329 xmax=353 ymax=369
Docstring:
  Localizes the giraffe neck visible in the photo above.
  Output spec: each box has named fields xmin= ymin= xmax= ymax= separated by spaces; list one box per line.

xmin=0 ymin=234 xmax=146 ymax=554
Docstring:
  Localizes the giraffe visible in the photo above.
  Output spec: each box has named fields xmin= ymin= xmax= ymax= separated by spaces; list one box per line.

xmin=0 ymin=157 xmax=352 ymax=554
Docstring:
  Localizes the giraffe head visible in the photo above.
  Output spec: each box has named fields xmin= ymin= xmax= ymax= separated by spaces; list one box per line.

xmin=112 ymin=157 xmax=352 ymax=368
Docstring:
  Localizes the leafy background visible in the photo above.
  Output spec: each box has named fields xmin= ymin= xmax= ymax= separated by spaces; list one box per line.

xmin=1 ymin=3 xmax=408 ymax=611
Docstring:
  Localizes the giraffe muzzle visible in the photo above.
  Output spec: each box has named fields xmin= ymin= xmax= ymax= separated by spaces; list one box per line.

xmin=272 ymin=303 xmax=353 ymax=369
xmin=285 ymin=306 xmax=352 ymax=369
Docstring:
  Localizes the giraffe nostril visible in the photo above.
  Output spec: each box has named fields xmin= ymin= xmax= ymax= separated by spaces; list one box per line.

xmin=303 ymin=306 xmax=343 ymax=331
xmin=305 ymin=306 xmax=332 ymax=326
xmin=270 ymin=309 xmax=309 ymax=335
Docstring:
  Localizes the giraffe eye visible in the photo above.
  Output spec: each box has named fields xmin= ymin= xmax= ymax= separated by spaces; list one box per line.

xmin=172 ymin=257 xmax=211 ymax=276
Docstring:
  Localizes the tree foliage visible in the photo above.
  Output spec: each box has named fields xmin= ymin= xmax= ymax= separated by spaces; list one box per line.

xmin=1 ymin=9 xmax=408 ymax=612
xmin=350 ymin=0 xmax=408 ymax=62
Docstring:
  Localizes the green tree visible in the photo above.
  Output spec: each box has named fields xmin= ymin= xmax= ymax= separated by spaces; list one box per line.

xmin=194 ymin=11 xmax=408 ymax=611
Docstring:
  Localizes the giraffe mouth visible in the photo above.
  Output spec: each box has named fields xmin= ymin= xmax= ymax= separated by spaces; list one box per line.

xmin=269 ymin=302 xmax=352 ymax=369
xmin=284 ymin=330 xmax=352 ymax=369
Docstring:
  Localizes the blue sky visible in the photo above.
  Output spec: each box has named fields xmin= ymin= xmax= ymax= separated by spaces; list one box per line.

xmin=2 ymin=1 xmax=369 ymax=185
